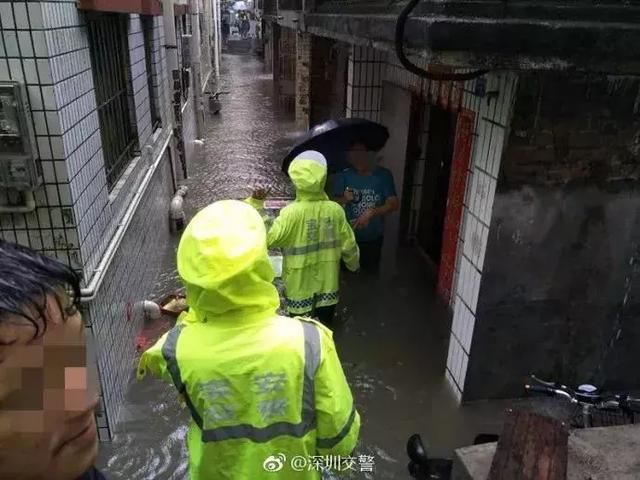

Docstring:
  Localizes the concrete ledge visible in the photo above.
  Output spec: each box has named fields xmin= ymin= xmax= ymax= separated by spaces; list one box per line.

xmin=304 ymin=13 xmax=640 ymax=73
xmin=453 ymin=424 xmax=640 ymax=480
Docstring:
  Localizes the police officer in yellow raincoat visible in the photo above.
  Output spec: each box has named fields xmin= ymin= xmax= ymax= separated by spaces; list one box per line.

xmin=247 ymin=150 xmax=360 ymax=324
xmin=138 ymin=200 xmax=360 ymax=480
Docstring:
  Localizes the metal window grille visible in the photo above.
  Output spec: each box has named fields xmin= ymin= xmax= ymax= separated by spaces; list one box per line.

xmin=142 ymin=16 xmax=162 ymax=131
xmin=175 ymin=15 xmax=191 ymax=104
xmin=86 ymin=13 xmax=138 ymax=190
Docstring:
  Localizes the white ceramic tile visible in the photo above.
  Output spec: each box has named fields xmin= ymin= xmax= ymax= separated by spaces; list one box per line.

xmin=21 ymin=58 xmax=36 ymax=84
xmin=46 ymin=185 xmax=60 ymax=206
xmin=46 ymin=111 xmax=61 ymax=136
xmin=53 ymin=161 xmax=68 ymax=184
xmin=58 ymin=184 xmax=72 ymax=205
xmin=488 ymin=126 xmax=505 ymax=179
xmin=459 ymin=352 xmax=469 ymax=389
xmin=27 ymin=86 xmax=42 ymax=110
xmin=18 ymin=31 xmax=33 ymax=57
xmin=451 ymin=297 xmax=462 ymax=340
xmin=4 ymin=32 xmax=19 ymax=57
xmin=7 ymin=58 xmax=23 ymax=83
xmin=40 ymin=86 xmax=54 ymax=110
xmin=30 ymin=31 xmax=46 ymax=58
xmin=446 ymin=337 xmax=454 ymax=372
xmin=0 ymin=59 xmax=8 ymax=82
xmin=0 ymin=4 xmax=14 ymax=29
xmin=27 ymin=3 xmax=43 ymax=29
xmin=32 ymin=111 xmax=46 ymax=135
xmin=50 ymin=136 xmax=65 ymax=159
xmin=470 ymin=267 xmax=481 ymax=313
xmin=13 ymin=3 xmax=28 ymax=30
xmin=40 ymin=160 xmax=55 ymax=183
xmin=34 ymin=59 xmax=51 ymax=85
xmin=464 ymin=306 xmax=476 ymax=353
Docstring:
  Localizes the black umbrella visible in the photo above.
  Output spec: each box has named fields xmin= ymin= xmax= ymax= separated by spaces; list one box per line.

xmin=281 ymin=118 xmax=389 ymax=174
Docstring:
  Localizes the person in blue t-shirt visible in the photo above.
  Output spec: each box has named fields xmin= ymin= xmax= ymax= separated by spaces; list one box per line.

xmin=333 ymin=141 xmax=399 ymax=273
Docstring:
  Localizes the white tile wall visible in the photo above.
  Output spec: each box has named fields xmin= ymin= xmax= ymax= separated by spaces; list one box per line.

xmin=445 ymin=72 xmax=519 ymax=400
xmin=0 ymin=0 xmax=211 ymax=439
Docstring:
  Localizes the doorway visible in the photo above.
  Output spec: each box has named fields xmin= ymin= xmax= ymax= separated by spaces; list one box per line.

xmin=417 ymin=106 xmax=457 ymax=266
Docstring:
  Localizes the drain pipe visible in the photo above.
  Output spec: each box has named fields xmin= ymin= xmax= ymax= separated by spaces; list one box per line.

xmin=190 ymin=0 xmax=204 ymax=139
xmin=80 ymin=132 xmax=173 ymax=303
xmin=170 ymin=184 xmax=188 ymax=232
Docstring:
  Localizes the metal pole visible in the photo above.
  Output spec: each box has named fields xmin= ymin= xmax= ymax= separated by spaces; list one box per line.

xmin=213 ymin=0 xmax=221 ymax=78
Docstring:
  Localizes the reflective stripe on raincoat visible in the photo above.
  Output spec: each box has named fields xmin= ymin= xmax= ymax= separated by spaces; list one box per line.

xmin=250 ymin=151 xmax=359 ymax=315
xmin=137 ymin=200 xmax=360 ymax=480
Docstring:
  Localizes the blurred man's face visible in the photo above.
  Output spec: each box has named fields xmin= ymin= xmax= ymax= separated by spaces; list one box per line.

xmin=348 ymin=142 xmax=370 ymax=172
xmin=0 ymin=294 xmax=98 ymax=480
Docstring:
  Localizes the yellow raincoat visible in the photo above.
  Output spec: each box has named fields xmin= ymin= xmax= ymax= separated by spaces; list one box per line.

xmin=137 ymin=200 xmax=360 ymax=480
xmin=248 ymin=151 xmax=360 ymax=315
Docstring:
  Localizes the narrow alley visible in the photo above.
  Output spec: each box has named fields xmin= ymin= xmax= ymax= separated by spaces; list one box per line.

xmin=97 ymin=53 xmax=565 ymax=480
xmin=3 ymin=1 xmax=640 ymax=479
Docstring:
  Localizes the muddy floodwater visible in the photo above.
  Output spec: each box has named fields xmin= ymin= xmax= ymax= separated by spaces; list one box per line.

xmin=98 ymin=54 xmax=566 ymax=479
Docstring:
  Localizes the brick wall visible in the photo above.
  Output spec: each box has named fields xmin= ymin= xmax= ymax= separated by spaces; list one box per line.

xmin=295 ymin=31 xmax=311 ymax=129
xmin=503 ymin=73 xmax=640 ymax=186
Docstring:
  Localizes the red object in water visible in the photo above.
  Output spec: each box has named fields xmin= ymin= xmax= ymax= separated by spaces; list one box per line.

xmin=437 ymin=108 xmax=475 ymax=305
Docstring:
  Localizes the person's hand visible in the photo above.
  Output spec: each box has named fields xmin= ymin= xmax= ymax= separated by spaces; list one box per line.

xmin=252 ymin=186 xmax=271 ymax=200
xmin=353 ymin=209 xmax=375 ymax=230
xmin=344 ymin=188 xmax=355 ymax=203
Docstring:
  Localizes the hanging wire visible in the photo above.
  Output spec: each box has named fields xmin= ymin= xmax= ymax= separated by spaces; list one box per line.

xmin=395 ymin=0 xmax=489 ymax=81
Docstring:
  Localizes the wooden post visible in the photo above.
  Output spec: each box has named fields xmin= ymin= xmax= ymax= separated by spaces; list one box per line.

xmin=488 ymin=409 xmax=568 ymax=480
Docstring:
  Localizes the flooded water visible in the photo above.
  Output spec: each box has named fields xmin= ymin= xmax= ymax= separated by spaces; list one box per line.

xmin=98 ymin=54 xmax=564 ymax=479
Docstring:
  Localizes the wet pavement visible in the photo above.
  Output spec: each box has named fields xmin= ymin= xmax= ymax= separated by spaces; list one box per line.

xmin=98 ymin=54 xmax=566 ymax=479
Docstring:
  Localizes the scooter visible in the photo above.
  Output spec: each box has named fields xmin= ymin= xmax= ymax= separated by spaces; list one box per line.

xmin=207 ymin=90 xmax=230 ymax=114
xmin=407 ymin=433 xmax=499 ymax=479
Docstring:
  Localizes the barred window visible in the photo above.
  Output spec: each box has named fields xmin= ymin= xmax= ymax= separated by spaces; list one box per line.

xmin=141 ymin=16 xmax=162 ymax=131
xmin=86 ymin=13 xmax=138 ymax=190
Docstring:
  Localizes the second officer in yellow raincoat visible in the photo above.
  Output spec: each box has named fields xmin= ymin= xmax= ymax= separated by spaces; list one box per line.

xmin=138 ymin=200 xmax=360 ymax=480
xmin=248 ymin=150 xmax=359 ymax=324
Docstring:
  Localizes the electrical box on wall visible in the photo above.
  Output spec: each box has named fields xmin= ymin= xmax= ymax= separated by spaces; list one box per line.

xmin=0 ymin=82 xmax=41 ymax=190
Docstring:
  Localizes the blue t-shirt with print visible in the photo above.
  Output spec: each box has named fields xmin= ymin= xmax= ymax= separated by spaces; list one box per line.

xmin=333 ymin=167 xmax=397 ymax=242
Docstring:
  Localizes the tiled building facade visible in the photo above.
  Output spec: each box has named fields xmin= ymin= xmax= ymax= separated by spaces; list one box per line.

xmin=268 ymin=12 xmax=640 ymax=402
xmin=1 ymin=0 xmax=218 ymax=439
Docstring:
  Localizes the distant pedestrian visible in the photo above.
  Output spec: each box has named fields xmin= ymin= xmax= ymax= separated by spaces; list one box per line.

xmin=0 ymin=241 xmax=105 ymax=480
xmin=248 ymin=150 xmax=360 ymax=325
xmin=333 ymin=141 xmax=399 ymax=274
xmin=222 ymin=16 xmax=229 ymax=42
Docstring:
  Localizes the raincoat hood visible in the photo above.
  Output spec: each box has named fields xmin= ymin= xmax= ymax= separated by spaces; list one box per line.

xmin=288 ymin=150 xmax=329 ymax=201
xmin=177 ymin=200 xmax=280 ymax=321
